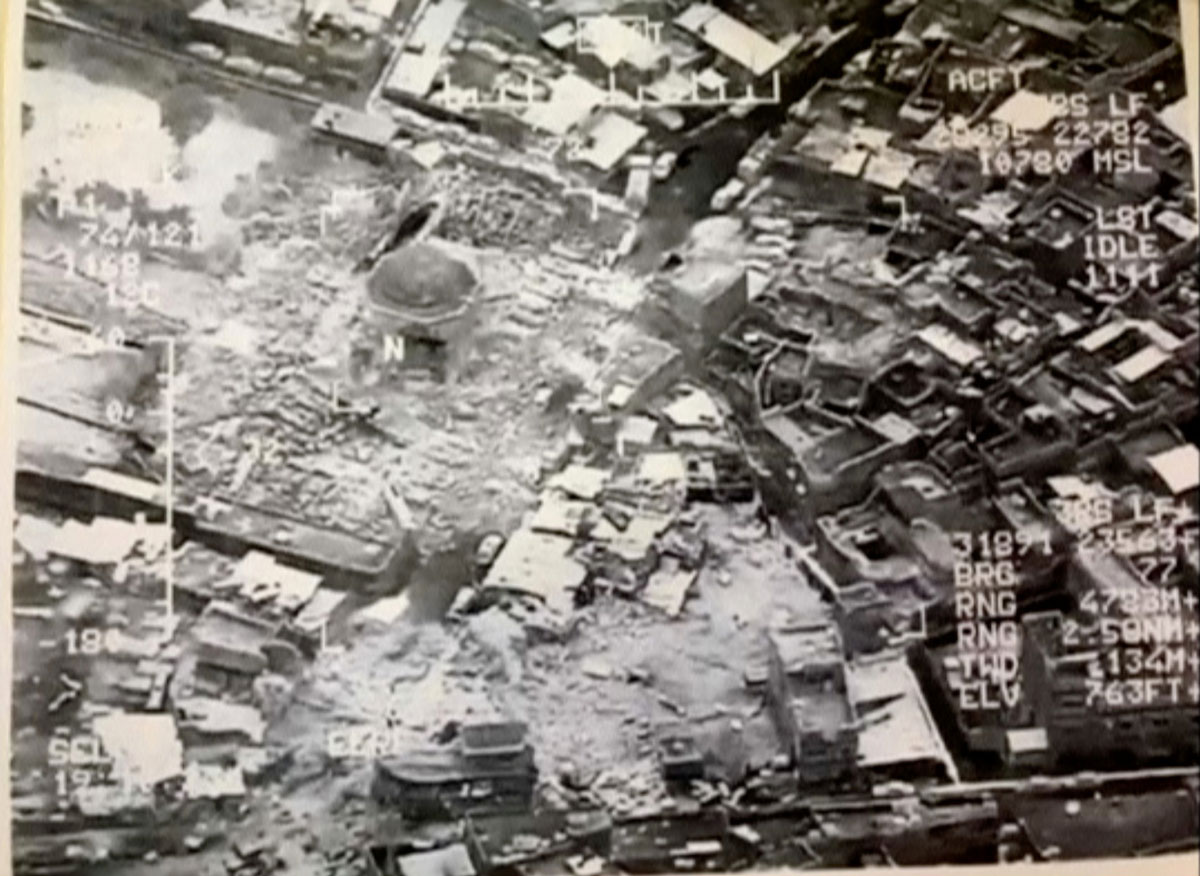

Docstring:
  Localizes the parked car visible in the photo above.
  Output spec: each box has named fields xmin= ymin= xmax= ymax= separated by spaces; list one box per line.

xmin=710 ymin=178 xmax=746 ymax=211
xmin=652 ymin=151 xmax=678 ymax=181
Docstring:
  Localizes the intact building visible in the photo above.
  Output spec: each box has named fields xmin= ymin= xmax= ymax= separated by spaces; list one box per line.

xmin=765 ymin=621 xmax=858 ymax=784
xmin=1020 ymin=611 xmax=1199 ymax=767
xmin=372 ymin=721 xmax=537 ymax=820
xmin=311 ymin=103 xmax=400 ymax=161
xmin=763 ymin=408 xmax=924 ymax=516
xmin=187 ymin=0 xmax=393 ymax=90
xmin=465 ymin=809 xmax=612 ymax=873
xmin=612 ymin=811 xmax=739 ymax=873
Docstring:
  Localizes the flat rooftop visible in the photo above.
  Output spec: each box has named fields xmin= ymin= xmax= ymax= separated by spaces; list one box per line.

xmin=789 ymin=686 xmax=854 ymax=738
xmin=770 ymin=621 xmax=843 ymax=671
xmin=848 ymin=654 xmax=954 ymax=775
xmin=190 ymin=0 xmax=303 ymax=46
xmin=311 ymin=103 xmax=400 ymax=148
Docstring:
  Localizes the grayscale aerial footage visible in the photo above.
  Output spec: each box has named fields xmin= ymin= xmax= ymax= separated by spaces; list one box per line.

xmin=5 ymin=0 xmax=1199 ymax=872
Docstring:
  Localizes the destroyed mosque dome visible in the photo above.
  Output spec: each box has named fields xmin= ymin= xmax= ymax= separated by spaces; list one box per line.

xmin=367 ymin=242 xmax=476 ymax=316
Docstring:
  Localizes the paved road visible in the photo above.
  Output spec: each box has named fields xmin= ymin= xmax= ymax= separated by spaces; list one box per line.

xmin=625 ymin=8 xmax=902 ymax=273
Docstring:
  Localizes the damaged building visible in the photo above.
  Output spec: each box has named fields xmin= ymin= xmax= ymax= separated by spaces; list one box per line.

xmin=355 ymin=241 xmax=481 ymax=383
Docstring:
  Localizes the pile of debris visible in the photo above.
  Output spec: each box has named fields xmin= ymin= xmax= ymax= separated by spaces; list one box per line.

xmin=434 ymin=163 xmax=627 ymax=259
xmin=455 ymin=382 xmax=755 ymax=628
xmin=224 ymin=836 xmax=282 ymax=876
xmin=174 ymin=347 xmax=397 ymax=541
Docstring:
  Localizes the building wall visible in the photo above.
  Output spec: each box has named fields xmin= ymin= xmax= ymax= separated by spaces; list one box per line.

xmin=60 ymin=0 xmax=196 ymax=40
xmin=834 ymin=597 xmax=892 ymax=655
xmin=766 ymin=635 xmax=797 ymax=753
xmin=800 ymin=431 xmax=922 ymax=517
xmin=358 ymin=293 xmax=479 ymax=383
xmin=765 ymin=633 xmax=857 ymax=782
xmin=665 ymin=267 xmax=749 ymax=340
xmin=187 ymin=17 xmax=308 ymax=68
xmin=372 ymin=763 xmax=536 ymax=820
xmin=981 ymin=434 xmax=1076 ymax=483
xmin=795 ymin=724 xmax=858 ymax=783
xmin=700 ymin=271 xmax=750 ymax=339
xmin=1021 ymin=612 xmax=1200 ymax=764
xmin=466 ymin=0 xmax=540 ymax=44
xmin=188 ymin=15 xmax=385 ymax=88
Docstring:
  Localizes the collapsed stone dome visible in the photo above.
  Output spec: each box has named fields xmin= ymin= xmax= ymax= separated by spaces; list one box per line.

xmin=366 ymin=242 xmax=476 ymax=316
